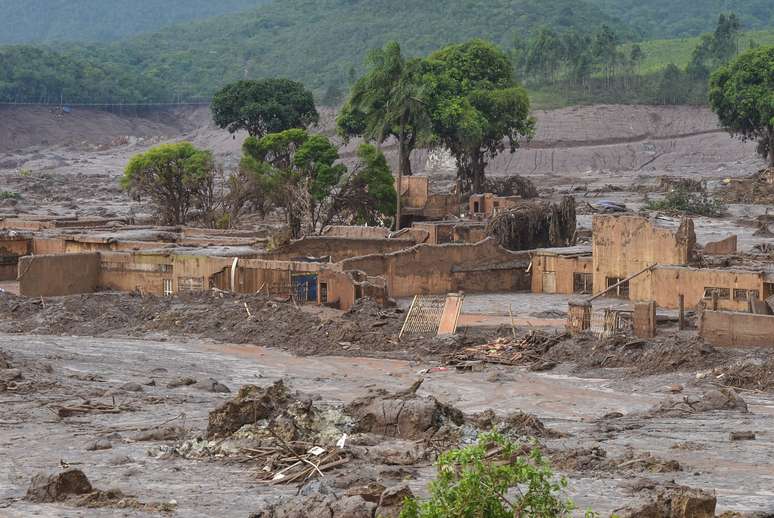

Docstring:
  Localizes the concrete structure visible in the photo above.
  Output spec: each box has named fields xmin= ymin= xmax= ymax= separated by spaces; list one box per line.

xmin=593 ymin=215 xmax=695 ymax=299
xmin=341 ymin=238 xmax=530 ymax=298
xmin=468 ymin=193 xmax=522 ymax=218
xmin=0 ymin=232 xmax=32 ymax=281
xmin=411 ymin=221 xmax=487 ymax=245
xmin=19 ymin=253 xmax=100 ymax=297
xmin=700 ymin=310 xmax=774 ymax=347
xmin=397 ymin=176 xmax=457 ymax=225
xmin=530 ymin=246 xmax=593 ymax=295
xmin=703 ymin=235 xmax=738 ymax=255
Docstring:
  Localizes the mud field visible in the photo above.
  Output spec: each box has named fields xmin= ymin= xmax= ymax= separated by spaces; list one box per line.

xmin=2 ymin=103 xmax=774 ymax=516
xmin=1 ymin=291 xmax=774 ymax=516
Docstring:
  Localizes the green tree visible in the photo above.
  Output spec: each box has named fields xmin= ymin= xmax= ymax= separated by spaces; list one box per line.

xmin=709 ymin=45 xmax=774 ymax=166
xmin=399 ymin=432 xmax=578 ymax=518
xmin=211 ymin=79 xmax=319 ymax=137
xmin=335 ymin=144 xmax=397 ymax=226
xmin=422 ymin=39 xmax=535 ymax=194
xmin=337 ymin=41 xmax=430 ymax=229
xmin=241 ymin=128 xmax=345 ymax=237
xmin=121 ymin=142 xmax=215 ymax=225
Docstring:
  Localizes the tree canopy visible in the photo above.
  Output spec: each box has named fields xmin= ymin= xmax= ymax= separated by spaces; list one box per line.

xmin=709 ymin=45 xmax=774 ymax=166
xmin=421 ymin=39 xmax=535 ymax=193
xmin=211 ymin=79 xmax=319 ymax=137
xmin=240 ymin=129 xmax=396 ymax=236
xmin=121 ymin=142 xmax=216 ymax=225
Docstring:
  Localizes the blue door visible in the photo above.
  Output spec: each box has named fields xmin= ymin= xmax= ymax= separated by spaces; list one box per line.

xmin=292 ymin=274 xmax=318 ymax=302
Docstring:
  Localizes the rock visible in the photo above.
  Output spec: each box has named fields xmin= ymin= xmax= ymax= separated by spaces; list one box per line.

xmin=529 ymin=360 xmax=557 ymax=372
xmin=376 ymin=484 xmax=414 ymax=518
xmin=0 ymin=368 xmax=22 ymax=382
xmin=345 ymin=381 xmax=463 ymax=440
xmin=345 ymin=482 xmax=386 ymax=503
xmin=207 ymin=381 xmax=292 ymax=439
xmin=730 ymin=431 xmax=756 ymax=441
xmin=144 ymin=379 xmax=157 ymax=386
xmin=131 ymin=426 xmax=184 ymax=442
xmin=25 ymin=469 xmax=93 ymax=503
xmin=619 ymin=485 xmax=716 ymax=518
xmin=693 ymin=388 xmax=747 ymax=413
xmin=167 ymin=376 xmax=197 ymax=388
xmin=86 ymin=439 xmax=112 ymax=451
xmin=670 ymin=487 xmax=716 ymax=518
xmin=250 ymin=493 xmax=375 ymax=518
xmin=667 ymin=384 xmax=684 ymax=394
xmin=119 ymin=382 xmax=143 ymax=392
xmin=195 ymin=378 xmax=231 ymax=393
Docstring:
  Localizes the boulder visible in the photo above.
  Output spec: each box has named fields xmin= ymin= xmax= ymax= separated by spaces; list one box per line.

xmin=376 ymin=484 xmax=414 ymax=518
xmin=25 ymin=470 xmax=93 ymax=503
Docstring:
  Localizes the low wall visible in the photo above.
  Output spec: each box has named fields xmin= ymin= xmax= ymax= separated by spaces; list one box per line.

xmin=264 ymin=236 xmax=416 ymax=262
xmin=635 ymin=266 xmax=764 ymax=312
xmin=700 ymin=310 xmax=774 ymax=347
xmin=18 ymin=253 xmax=100 ymax=297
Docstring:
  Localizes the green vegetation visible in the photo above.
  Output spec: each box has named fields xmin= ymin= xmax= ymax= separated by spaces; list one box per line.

xmin=645 ymin=188 xmax=726 ymax=217
xmin=211 ymin=79 xmax=319 ymax=137
xmin=1 ymin=0 xmax=772 ymax=107
xmin=0 ymin=46 xmax=165 ymax=104
xmin=0 ymin=0 xmax=267 ymax=44
xmin=240 ymin=129 xmax=397 ymax=236
xmin=399 ymin=432 xmax=580 ymax=518
xmin=0 ymin=191 xmax=20 ymax=200
xmin=710 ymin=46 xmax=774 ymax=166
xmin=586 ymin=0 xmax=774 ymax=39
xmin=423 ymin=40 xmax=534 ymax=193
xmin=122 ymin=142 xmax=216 ymax=225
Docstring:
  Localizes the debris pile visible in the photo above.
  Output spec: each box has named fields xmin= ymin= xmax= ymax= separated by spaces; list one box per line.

xmin=709 ymin=357 xmax=774 ymax=391
xmin=550 ymin=447 xmax=681 ymax=475
xmin=648 ymin=388 xmax=748 ymax=417
xmin=0 ymin=292 xmax=445 ymax=358
xmin=716 ymin=167 xmax=774 ymax=205
xmin=486 ymin=196 xmax=576 ymax=251
xmin=546 ymin=333 xmax=729 ymax=376
xmin=617 ymin=484 xmax=716 ymax=518
xmin=472 ymin=409 xmax=565 ymax=439
xmin=482 ymin=175 xmax=538 ymax=199
xmin=448 ymin=331 xmax=566 ymax=368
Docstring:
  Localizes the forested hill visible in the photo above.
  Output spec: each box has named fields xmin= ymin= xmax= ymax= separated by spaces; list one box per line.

xmin=81 ymin=0 xmax=630 ymax=98
xmin=0 ymin=0 xmax=267 ymax=43
xmin=587 ymin=0 xmax=774 ymax=39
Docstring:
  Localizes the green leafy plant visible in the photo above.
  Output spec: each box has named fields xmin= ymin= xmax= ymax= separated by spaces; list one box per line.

xmin=0 ymin=191 xmax=21 ymax=200
xmin=644 ymin=187 xmax=726 ymax=217
xmin=399 ymin=432 xmax=584 ymax=518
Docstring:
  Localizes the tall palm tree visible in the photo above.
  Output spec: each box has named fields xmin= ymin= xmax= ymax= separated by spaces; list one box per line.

xmin=346 ymin=42 xmax=429 ymax=229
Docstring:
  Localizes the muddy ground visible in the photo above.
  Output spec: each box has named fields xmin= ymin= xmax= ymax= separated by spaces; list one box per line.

xmin=1 ymin=328 xmax=773 ymax=517
xmin=1 ymin=103 xmax=774 ymax=516
xmin=1 ymin=291 xmax=774 ymax=516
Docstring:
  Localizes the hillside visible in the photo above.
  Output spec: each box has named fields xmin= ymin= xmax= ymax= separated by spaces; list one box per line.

xmin=587 ymin=0 xmax=774 ymax=39
xmin=0 ymin=0 xmax=267 ymax=43
xmin=83 ymin=0 xmax=630 ymax=98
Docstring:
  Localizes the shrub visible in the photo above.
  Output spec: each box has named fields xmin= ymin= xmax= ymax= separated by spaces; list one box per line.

xmin=644 ymin=187 xmax=725 ymax=217
xmin=399 ymin=432 xmax=587 ymax=518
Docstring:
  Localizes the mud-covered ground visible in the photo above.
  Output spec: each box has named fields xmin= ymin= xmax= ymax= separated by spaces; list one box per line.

xmin=1 ymin=330 xmax=773 ymax=517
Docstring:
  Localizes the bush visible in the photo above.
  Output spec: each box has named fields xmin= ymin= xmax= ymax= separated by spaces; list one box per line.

xmin=644 ymin=187 xmax=726 ymax=217
xmin=399 ymin=432 xmax=586 ymax=518
xmin=0 ymin=191 xmax=20 ymax=200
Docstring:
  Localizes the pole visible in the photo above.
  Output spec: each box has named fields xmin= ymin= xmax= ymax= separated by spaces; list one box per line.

xmin=588 ymin=264 xmax=656 ymax=303
xmin=678 ymin=295 xmax=685 ymax=330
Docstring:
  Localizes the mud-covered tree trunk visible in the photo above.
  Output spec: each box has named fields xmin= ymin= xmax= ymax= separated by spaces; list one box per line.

xmin=769 ymin=127 xmax=774 ymax=167
xmin=471 ymin=150 xmax=487 ymax=194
